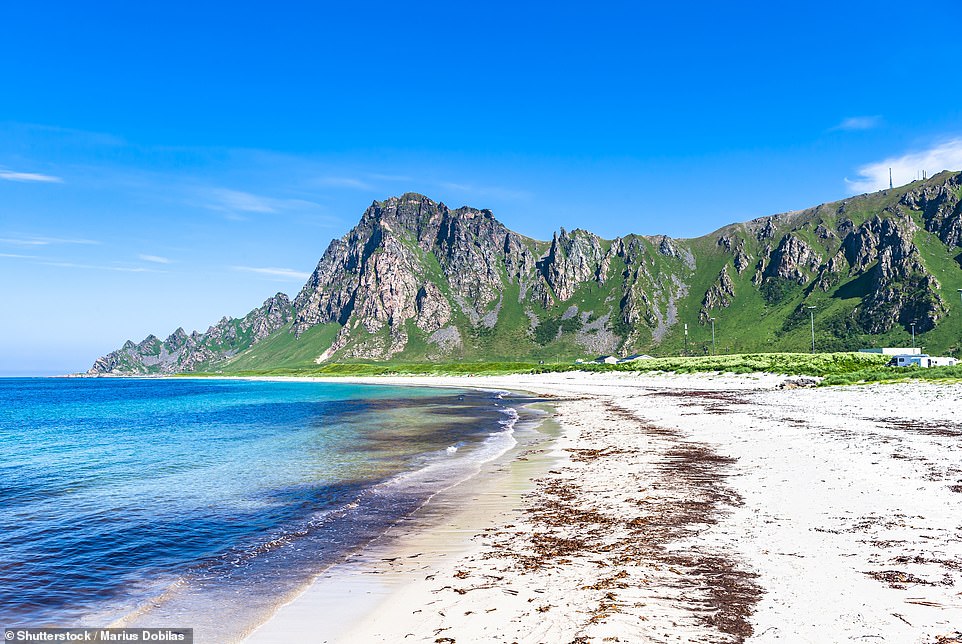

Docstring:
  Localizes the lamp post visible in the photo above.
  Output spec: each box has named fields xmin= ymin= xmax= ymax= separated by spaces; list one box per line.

xmin=709 ymin=317 xmax=716 ymax=356
xmin=805 ymin=306 xmax=816 ymax=354
xmin=910 ymin=321 xmax=917 ymax=350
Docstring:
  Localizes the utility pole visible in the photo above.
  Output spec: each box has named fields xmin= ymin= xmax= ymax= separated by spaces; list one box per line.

xmin=889 ymin=168 xmax=893 ymax=189
xmin=806 ymin=306 xmax=816 ymax=353
xmin=684 ymin=323 xmax=689 ymax=356
xmin=709 ymin=317 xmax=716 ymax=356
xmin=910 ymin=321 xmax=917 ymax=349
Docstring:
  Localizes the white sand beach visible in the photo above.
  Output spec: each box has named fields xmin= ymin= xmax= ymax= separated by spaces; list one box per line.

xmin=243 ymin=371 xmax=962 ymax=643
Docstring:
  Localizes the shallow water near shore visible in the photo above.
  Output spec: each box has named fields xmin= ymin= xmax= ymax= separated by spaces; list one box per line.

xmin=0 ymin=378 xmax=533 ymax=637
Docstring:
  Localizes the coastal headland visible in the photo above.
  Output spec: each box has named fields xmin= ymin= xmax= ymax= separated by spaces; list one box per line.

xmin=243 ymin=371 xmax=962 ymax=643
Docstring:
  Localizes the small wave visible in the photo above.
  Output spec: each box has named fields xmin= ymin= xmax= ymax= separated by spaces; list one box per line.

xmin=499 ymin=406 xmax=520 ymax=426
xmin=446 ymin=445 xmax=459 ymax=454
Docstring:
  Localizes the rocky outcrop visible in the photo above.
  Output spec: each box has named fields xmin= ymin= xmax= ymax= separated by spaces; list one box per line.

xmin=291 ymin=194 xmax=540 ymax=357
xmin=901 ymin=172 xmax=962 ymax=247
xmin=699 ymin=266 xmax=736 ymax=322
xmin=538 ymin=228 xmax=605 ymax=301
xmin=718 ymin=234 xmax=752 ymax=274
xmin=762 ymin=234 xmax=822 ymax=284
xmin=415 ymin=283 xmax=452 ymax=332
xmin=851 ymin=218 xmax=946 ymax=333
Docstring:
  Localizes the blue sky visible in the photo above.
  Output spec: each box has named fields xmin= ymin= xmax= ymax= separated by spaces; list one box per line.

xmin=2 ymin=1 xmax=962 ymax=375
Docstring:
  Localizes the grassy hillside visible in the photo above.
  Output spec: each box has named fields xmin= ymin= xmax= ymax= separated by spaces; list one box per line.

xmin=218 ymin=322 xmax=341 ymax=372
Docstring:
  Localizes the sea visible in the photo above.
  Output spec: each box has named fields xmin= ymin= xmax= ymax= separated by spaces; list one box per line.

xmin=0 ymin=377 xmax=535 ymax=638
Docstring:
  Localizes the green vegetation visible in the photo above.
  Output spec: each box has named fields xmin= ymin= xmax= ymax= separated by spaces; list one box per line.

xmin=821 ymin=364 xmax=962 ymax=386
xmin=219 ymin=322 xmax=341 ymax=372
xmin=188 ymin=349 xmax=962 ymax=386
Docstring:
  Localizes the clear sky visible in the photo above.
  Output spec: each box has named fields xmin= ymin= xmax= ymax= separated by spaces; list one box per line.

xmin=2 ymin=1 xmax=962 ymax=375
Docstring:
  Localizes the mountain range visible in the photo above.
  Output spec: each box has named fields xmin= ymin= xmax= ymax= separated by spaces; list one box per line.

xmin=89 ymin=171 xmax=962 ymax=375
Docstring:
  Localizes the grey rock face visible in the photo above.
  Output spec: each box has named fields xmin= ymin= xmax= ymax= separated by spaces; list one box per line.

xmin=699 ymin=266 xmax=736 ymax=322
xmin=763 ymin=234 xmax=822 ymax=284
xmin=852 ymin=218 xmax=945 ymax=333
xmin=415 ymin=283 xmax=452 ymax=332
xmin=538 ymin=228 xmax=605 ymax=301
xmin=901 ymin=172 xmax=962 ymax=247
xmin=292 ymin=194 xmax=539 ymax=357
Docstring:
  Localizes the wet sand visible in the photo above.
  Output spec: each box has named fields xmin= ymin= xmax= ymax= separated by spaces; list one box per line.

xmin=243 ymin=372 xmax=962 ymax=643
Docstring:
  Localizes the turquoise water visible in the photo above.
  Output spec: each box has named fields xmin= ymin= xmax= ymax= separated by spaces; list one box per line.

xmin=0 ymin=378 xmax=526 ymax=633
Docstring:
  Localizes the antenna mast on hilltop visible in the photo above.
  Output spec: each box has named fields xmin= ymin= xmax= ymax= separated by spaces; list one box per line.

xmin=889 ymin=168 xmax=893 ymax=189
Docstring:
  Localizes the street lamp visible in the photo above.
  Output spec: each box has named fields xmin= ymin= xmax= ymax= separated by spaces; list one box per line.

xmin=805 ymin=306 xmax=816 ymax=354
xmin=709 ymin=317 xmax=716 ymax=356
xmin=910 ymin=321 xmax=917 ymax=349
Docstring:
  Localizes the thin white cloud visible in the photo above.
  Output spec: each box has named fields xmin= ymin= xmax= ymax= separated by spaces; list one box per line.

xmin=831 ymin=116 xmax=882 ymax=132
xmin=845 ymin=138 xmax=962 ymax=193
xmin=315 ymin=176 xmax=375 ymax=190
xmin=0 ymin=236 xmax=100 ymax=246
xmin=208 ymin=188 xmax=279 ymax=213
xmin=203 ymin=188 xmax=323 ymax=217
xmin=0 ymin=252 xmax=38 ymax=259
xmin=37 ymin=261 xmax=161 ymax=273
xmin=0 ymin=169 xmax=63 ymax=183
xmin=367 ymin=173 xmax=412 ymax=182
xmin=232 ymin=266 xmax=311 ymax=280
xmin=138 ymin=254 xmax=172 ymax=264
xmin=438 ymin=181 xmax=532 ymax=202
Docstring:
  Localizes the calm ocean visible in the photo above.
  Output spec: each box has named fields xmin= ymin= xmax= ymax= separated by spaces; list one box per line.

xmin=0 ymin=378 xmax=528 ymax=635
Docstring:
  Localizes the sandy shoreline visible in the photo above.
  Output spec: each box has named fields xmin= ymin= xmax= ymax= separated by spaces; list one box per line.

xmin=241 ymin=372 xmax=962 ymax=643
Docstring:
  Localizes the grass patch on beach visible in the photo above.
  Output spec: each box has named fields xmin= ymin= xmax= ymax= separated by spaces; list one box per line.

xmin=599 ymin=352 xmax=890 ymax=377
xmin=187 ymin=351 xmax=937 ymax=381
xmin=820 ymin=365 xmax=962 ymax=386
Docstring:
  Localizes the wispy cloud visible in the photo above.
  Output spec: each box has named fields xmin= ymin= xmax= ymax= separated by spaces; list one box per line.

xmin=367 ymin=173 xmax=412 ymax=182
xmin=37 ymin=261 xmax=162 ymax=273
xmin=0 ymin=169 xmax=63 ymax=183
xmin=437 ymin=181 xmax=532 ymax=202
xmin=207 ymin=188 xmax=280 ymax=213
xmin=138 ymin=254 xmax=171 ymax=264
xmin=831 ymin=116 xmax=883 ymax=132
xmin=203 ymin=188 xmax=323 ymax=217
xmin=315 ymin=176 xmax=375 ymax=190
xmin=232 ymin=265 xmax=311 ymax=280
xmin=0 ymin=252 xmax=38 ymax=259
xmin=845 ymin=138 xmax=962 ymax=193
xmin=0 ymin=236 xmax=100 ymax=246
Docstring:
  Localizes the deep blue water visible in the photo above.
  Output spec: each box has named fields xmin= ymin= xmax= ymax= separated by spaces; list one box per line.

xmin=0 ymin=378 xmax=522 ymax=631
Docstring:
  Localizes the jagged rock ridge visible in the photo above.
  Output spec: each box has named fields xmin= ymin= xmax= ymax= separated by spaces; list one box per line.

xmin=90 ymin=293 xmax=292 ymax=374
